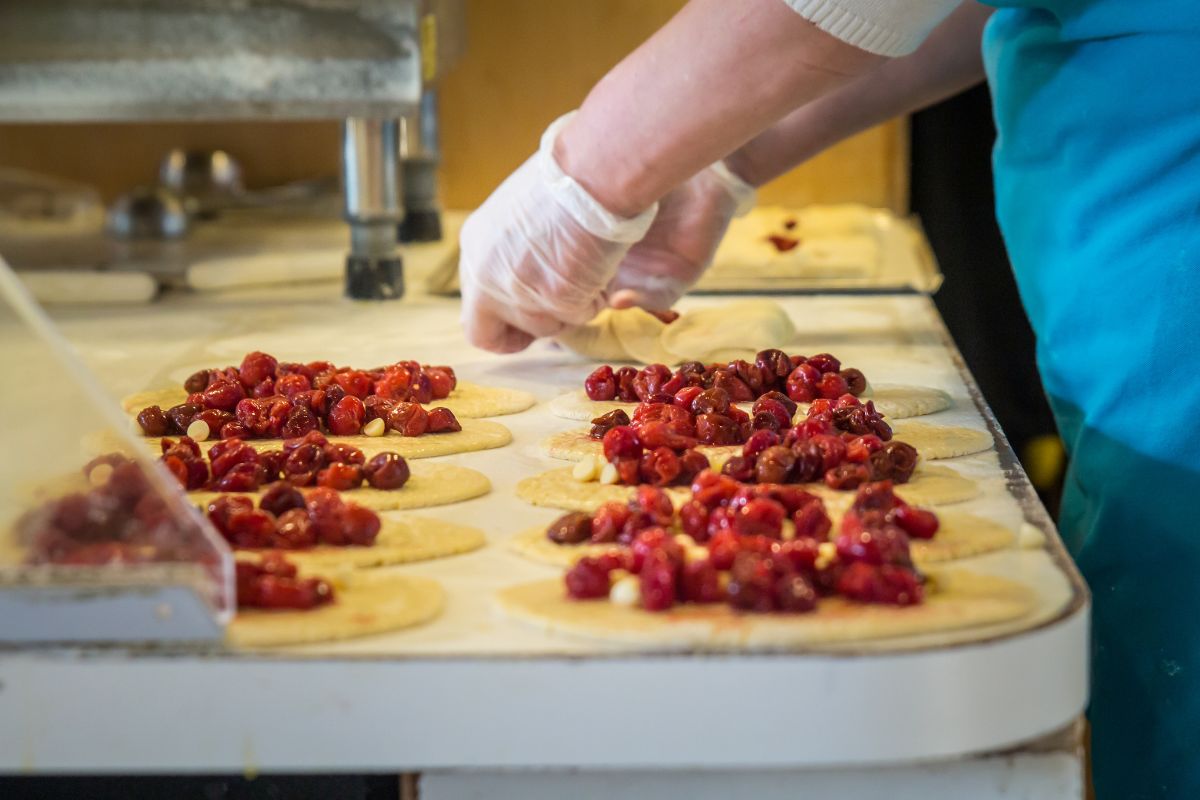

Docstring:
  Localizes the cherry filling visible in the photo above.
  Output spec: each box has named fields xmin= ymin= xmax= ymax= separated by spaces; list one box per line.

xmin=581 ymin=349 xmax=868 ymax=405
xmin=156 ymin=433 xmax=410 ymax=493
xmin=235 ymin=552 xmax=335 ymax=611
xmin=136 ymin=352 xmax=462 ymax=441
xmin=207 ymin=483 xmax=380 ymax=550
xmin=587 ymin=392 xmax=915 ymax=491
xmin=558 ymin=479 xmax=932 ymax=613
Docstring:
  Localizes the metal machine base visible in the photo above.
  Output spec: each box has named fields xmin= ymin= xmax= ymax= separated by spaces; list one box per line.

xmin=345 ymin=256 xmax=405 ymax=300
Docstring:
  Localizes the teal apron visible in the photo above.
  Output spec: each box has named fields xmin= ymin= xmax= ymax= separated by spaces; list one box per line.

xmin=983 ymin=2 xmax=1200 ymax=796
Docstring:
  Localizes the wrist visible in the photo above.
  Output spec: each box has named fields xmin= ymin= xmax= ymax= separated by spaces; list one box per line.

xmin=721 ymin=147 xmax=769 ymax=190
xmin=539 ymin=113 xmax=659 ymax=243
xmin=552 ymin=114 xmax=659 ymax=219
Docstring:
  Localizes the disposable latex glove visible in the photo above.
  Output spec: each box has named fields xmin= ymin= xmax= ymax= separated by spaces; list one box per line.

xmin=459 ymin=114 xmax=659 ymax=353
xmin=607 ymin=161 xmax=755 ymax=312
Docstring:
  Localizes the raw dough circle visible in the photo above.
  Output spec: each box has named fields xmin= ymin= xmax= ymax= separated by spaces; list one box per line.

xmin=121 ymin=380 xmax=536 ymax=420
xmin=229 ymin=573 xmax=443 ymax=648
xmin=866 ymin=384 xmax=953 ymax=418
xmin=515 ymin=465 xmax=978 ymax=515
xmin=539 ymin=421 xmax=991 ymax=465
xmin=236 ymin=516 xmax=485 ymax=571
xmin=556 ymin=302 xmax=795 ymax=366
xmin=549 ymin=384 xmax=952 ymax=423
xmin=889 ymin=420 xmax=992 ymax=459
xmin=496 ymin=569 xmax=1035 ymax=651
xmin=97 ymin=419 xmax=513 ymax=461
xmin=507 ymin=510 xmax=1014 ymax=569
xmin=659 ymin=300 xmax=796 ymax=363
xmin=191 ymin=462 xmax=491 ymax=512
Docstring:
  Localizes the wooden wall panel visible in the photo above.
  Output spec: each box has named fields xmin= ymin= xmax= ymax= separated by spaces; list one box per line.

xmin=0 ymin=0 xmax=907 ymax=213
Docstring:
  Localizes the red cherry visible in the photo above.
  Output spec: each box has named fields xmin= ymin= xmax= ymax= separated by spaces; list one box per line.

xmin=673 ymin=385 xmax=704 ymax=410
xmin=276 ymin=373 xmax=312 ymax=398
xmin=271 ymin=508 xmax=317 ymax=549
xmin=590 ymin=502 xmax=632 ymax=543
xmin=602 ymin=425 xmax=643 ymax=461
xmin=339 ymin=503 xmax=381 ymax=546
xmin=385 ymin=402 xmax=429 ymax=437
xmin=707 ymin=529 xmax=742 ymax=570
xmin=792 ymin=501 xmax=832 ymax=540
xmin=891 ymin=505 xmax=940 ymax=539
xmin=333 ymin=370 xmax=373 ymax=400
xmin=806 ymin=353 xmax=841 ymax=374
xmin=639 ymin=551 xmax=679 ymax=611
xmin=326 ymin=396 xmax=366 ymax=436
xmin=846 ymin=435 xmax=885 ymax=463
xmin=785 ymin=363 xmax=822 ymax=403
xmin=690 ymin=469 xmax=740 ymax=509
xmin=742 ymin=429 xmax=781 ymax=460
xmin=363 ymin=452 xmax=410 ymax=490
xmin=239 ymin=351 xmax=279 ymax=388
xmin=776 ymin=574 xmax=818 ymax=612
xmin=734 ymin=497 xmax=786 ymax=538
xmin=634 ymin=486 xmax=675 ymax=526
xmin=584 ymin=366 xmax=618 ymax=401
xmin=425 ymin=367 xmax=456 ymax=399
xmin=681 ymin=559 xmax=724 ymax=604
xmin=316 ymin=463 xmax=363 ymax=491
xmin=565 ymin=557 xmax=614 ymax=599
xmin=426 ymin=407 xmax=462 ymax=433
xmin=727 ymin=551 xmax=777 ymax=612
xmin=679 ymin=500 xmax=711 ymax=542
xmin=638 ymin=447 xmax=683 ymax=487
xmin=815 ymin=372 xmax=849 ymax=400
xmin=201 ymin=379 xmax=246 ymax=411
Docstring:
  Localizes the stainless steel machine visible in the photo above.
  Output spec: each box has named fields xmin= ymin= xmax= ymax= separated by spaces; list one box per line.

xmin=0 ymin=0 xmax=465 ymax=299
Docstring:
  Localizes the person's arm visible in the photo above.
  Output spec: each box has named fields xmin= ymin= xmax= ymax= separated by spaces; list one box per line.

xmin=460 ymin=0 xmax=960 ymax=352
xmin=554 ymin=0 xmax=886 ymax=218
xmin=725 ymin=2 xmax=994 ymax=187
xmin=603 ymin=3 xmax=994 ymax=313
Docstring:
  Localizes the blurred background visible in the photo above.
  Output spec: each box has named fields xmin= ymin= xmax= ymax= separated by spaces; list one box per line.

xmin=0 ymin=0 xmax=1063 ymax=502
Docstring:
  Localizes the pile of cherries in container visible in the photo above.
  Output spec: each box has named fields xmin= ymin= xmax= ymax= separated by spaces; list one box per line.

xmin=236 ymin=552 xmax=335 ymax=611
xmin=160 ymin=431 xmax=411 ymax=494
xmin=135 ymin=350 xmax=462 ymax=441
xmin=583 ymin=349 xmax=867 ymax=405
xmin=559 ymin=479 xmax=937 ymax=613
xmin=16 ymin=455 xmax=200 ymax=566
xmin=589 ymin=389 xmax=917 ymax=492
xmin=207 ymin=484 xmax=381 ymax=551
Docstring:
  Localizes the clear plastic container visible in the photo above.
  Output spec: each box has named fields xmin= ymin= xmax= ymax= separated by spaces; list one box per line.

xmin=0 ymin=255 xmax=233 ymax=643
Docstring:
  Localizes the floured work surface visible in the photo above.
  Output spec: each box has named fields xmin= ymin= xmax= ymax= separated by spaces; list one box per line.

xmin=29 ymin=287 xmax=1085 ymax=659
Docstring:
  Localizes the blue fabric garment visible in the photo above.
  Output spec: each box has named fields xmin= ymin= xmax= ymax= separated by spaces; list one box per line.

xmin=983 ymin=3 xmax=1200 ymax=797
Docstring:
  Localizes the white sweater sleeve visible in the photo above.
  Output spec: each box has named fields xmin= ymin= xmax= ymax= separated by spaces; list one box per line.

xmin=782 ymin=0 xmax=963 ymax=56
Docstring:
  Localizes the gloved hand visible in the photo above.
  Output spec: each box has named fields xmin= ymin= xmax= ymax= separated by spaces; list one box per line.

xmin=458 ymin=114 xmax=659 ymax=353
xmin=607 ymin=160 xmax=755 ymax=312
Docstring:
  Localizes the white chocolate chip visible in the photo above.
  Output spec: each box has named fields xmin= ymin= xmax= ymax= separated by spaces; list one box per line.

xmin=609 ymin=575 xmax=640 ymax=607
xmin=781 ymin=519 xmax=797 ymax=541
xmin=185 ymin=419 xmax=210 ymax=442
xmin=572 ymin=455 xmax=600 ymax=482
xmin=599 ymin=461 xmax=619 ymax=485
xmin=363 ymin=417 xmax=386 ymax=437
xmin=816 ymin=541 xmax=838 ymax=570
xmin=87 ymin=463 xmax=114 ymax=488
xmin=707 ymin=451 xmax=731 ymax=473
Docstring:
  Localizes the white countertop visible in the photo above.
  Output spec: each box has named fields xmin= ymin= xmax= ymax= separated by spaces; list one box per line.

xmin=0 ymin=271 xmax=1089 ymax=773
